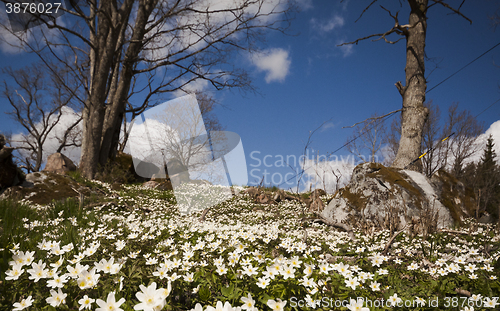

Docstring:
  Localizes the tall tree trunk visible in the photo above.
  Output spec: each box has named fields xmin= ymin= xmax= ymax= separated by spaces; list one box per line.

xmin=392 ymin=0 xmax=429 ymax=171
xmin=34 ymin=140 xmax=43 ymax=172
xmin=79 ymin=99 xmax=106 ymax=178
xmin=99 ymin=0 xmax=157 ymax=165
xmin=79 ymin=1 xmax=121 ymax=179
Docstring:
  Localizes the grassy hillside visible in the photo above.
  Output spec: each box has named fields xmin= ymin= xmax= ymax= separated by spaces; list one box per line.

xmin=1 ymin=179 xmax=499 ymax=311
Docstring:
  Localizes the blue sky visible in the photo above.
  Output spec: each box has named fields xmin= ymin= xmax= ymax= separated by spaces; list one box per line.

xmin=1 ymin=0 xmax=499 ymax=191
xmin=214 ymin=0 xmax=500 ymax=189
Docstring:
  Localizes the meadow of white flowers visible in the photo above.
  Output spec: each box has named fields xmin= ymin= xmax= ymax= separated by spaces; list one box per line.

xmin=1 ymin=180 xmax=500 ymax=310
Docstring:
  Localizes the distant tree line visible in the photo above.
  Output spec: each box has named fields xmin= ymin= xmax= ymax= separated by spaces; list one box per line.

xmin=462 ymin=135 xmax=500 ymax=222
xmin=346 ymin=100 xmax=500 ymax=222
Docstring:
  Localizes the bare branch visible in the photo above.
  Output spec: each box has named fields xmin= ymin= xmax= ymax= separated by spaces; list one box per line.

xmin=455 ymin=288 xmax=471 ymax=297
xmin=338 ymin=30 xmax=395 ymax=46
xmin=382 ymin=225 xmax=407 ymax=255
xmin=311 ymin=212 xmax=356 ymax=240
xmin=458 ymin=0 xmax=466 ymax=11
xmin=343 ymin=109 xmax=401 ymax=129
xmin=339 ymin=5 xmax=416 ymax=47
xmin=430 ymin=0 xmax=472 ymax=24
xmin=355 ymin=0 xmax=381 ymax=23
xmin=56 ymin=116 xmax=83 ymax=153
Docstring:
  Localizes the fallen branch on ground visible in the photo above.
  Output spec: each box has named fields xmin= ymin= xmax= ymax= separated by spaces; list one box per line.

xmin=199 ymin=208 xmax=210 ymax=222
xmin=382 ymin=226 xmax=407 ymax=255
xmin=455 ymin=288 xmax=471 ymax=297
xmin=302 ymin=212 xmax=356 ymax=240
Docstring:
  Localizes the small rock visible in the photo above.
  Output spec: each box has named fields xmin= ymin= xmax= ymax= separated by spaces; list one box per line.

xmin=25 ymin=172 xmax=48 ymax=184
xmin=142 ymin=180 xmax=173 ymax=191
xmin=43 ymin=153 xmax=77 ymax=174
xmin=143 ymin=181 xmax=161 ymax=189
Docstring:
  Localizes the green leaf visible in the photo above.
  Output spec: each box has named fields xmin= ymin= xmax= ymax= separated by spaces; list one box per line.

xmin=228 ymin=288 xmax=242 ymax=300
xmin=259 ymin=293 xmax=273 ymax=305
xmin=221 ymin=284 xmax=231 ymax=297
xmin=211 ymin=273 xmax=217 ymax=284
xmin=199 ymin=285 xmax=211 ymax=301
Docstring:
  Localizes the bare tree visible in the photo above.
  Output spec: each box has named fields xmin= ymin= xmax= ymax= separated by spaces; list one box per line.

xmin=489 ymin=4 xmax=500 ymax=28
xmin=443 ymin=103 xmax=485 ymax=178
xmin=345 ymin=112 xmax=387 ymax=163
xmin=421 ymin=100 xmax=442 ymax=177
xmin=119 ymin=91 xmax=223 ymax=154
xmin=385 ymin=101 xmax=484 ymax=177
xmin=340 ymin=0 xmax=471 ymax=172
xmin=2 ymin=65 xmax=81 ymax=172
xmin=0 ymin=0 xmax=295 ymax=179
xmin=382 ymin=116 xmax=401 ymax=166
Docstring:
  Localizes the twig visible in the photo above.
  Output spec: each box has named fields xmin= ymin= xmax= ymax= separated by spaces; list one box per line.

xmin=430 ymin=0 xmax=472 ymax=24
xmin=455 ymin=288 xmax=471 ymax=297
xmin=338 ymin=30 xmax=399 ymax=46
xmin=382 ymin=226 xmax=407 ymax=255
xmin=307 ymin=212 xmax=356 ymax=240
xmin=258 ymin=176 xmax=265 ymax=189
xmin=71 ymin=187 xmax=84 ymax=211
xmin=343 ymin=109 xmax=402 ymax=128
xmin=354 ymin=0 xmax=380 ymax=23
xmin=199 ymin=208 xmax=209 ymax=222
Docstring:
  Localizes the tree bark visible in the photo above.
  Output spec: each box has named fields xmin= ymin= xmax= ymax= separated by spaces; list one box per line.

xmin=99 ymin=0 xmax=156 ymax=166
xmin=34 ymin=139 xmax=43 ymax=172
xmin=73 ymin=0 xmax=291 ymax=178
xmin=391 ymin=0 xmax=429 ymax=171
xmin=79 ymin=1 xmax=121 ymax=179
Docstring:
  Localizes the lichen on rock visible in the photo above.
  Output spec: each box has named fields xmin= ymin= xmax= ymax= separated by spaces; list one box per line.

xmin=321 ymin=162 xmax=475 ymax=234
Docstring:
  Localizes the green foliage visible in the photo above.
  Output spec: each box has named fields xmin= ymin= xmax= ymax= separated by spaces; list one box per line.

xmin=1 ymin=182 xmax=499 ymax=311
xmin=95 ymin=160 xmax=136 ymax=184
xmin=461 ymin=135 xmax=500 ymax=221
xmin=66 ymin=170 xmax=102 ymax=189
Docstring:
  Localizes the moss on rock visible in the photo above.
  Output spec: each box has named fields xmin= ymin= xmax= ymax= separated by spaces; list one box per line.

xmin=431 ymin=169 xmax=476 ymax=225
xmin=322 ymin=162 xmax=473 ymax=231
xmin=3 ymin=171 xmax=90 ymax=205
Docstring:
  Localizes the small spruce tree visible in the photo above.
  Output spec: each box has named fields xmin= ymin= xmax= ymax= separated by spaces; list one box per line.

xmin=476 ymin=135 xmax=500 ymax=221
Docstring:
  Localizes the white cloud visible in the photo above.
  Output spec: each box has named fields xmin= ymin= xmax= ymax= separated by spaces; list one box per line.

xmin=300 ymin=155 xmax=362 ymax=193
xmin=338 ymin=41 xmax=354 ymax=57
xmin=171 ymin=78 xmax=210 ymax=98
xmin=320 ymin=122 xmax=336 ymax=132
xmin=144 ymin=0 xmax=290 ymax=62
xmin=251 ymin=48 xmax=291 ymax=83
xmin=310 ymin=15 xmax=344 ymax=33
xmin=294 ymin=0 xmax=313 ymax=10
xmin=469 ymin=120 xmax=500 ymax=163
